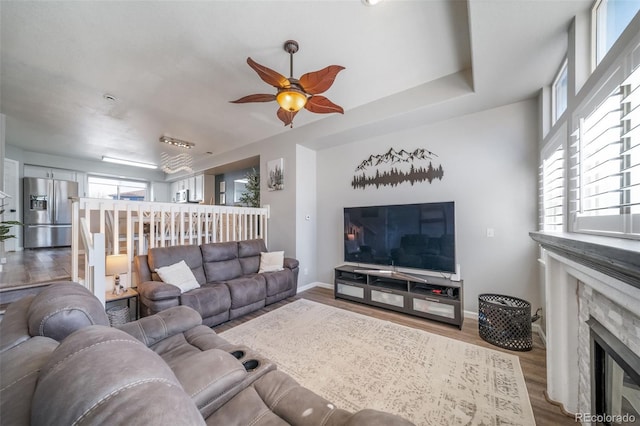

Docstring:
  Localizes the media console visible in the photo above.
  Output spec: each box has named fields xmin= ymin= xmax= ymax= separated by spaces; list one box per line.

xmin=334 ymin=265 xmax=463 ymax=329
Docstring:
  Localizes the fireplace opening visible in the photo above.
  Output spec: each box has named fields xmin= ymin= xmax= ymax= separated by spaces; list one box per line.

xmin=588 ymin=318 xmax=640 ymax=425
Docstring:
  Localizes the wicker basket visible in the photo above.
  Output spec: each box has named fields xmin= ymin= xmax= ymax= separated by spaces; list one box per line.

xmin=106 ymin=305 xmax=130 ymax=326
xmin=478 ymin=294 xmax=532 ymax=351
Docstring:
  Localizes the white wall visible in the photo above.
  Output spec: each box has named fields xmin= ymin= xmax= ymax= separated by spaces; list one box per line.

xmin=316 ymin=99 xmax=540 ymax=313
xmin=295 ymin=145 xmax=317 ymax=287
xmin=189 ymin=138 xmax=299 ymax=258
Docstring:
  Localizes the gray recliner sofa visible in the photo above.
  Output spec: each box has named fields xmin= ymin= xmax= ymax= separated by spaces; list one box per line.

xmin=135 ymin=239 xmax=299 ymax=326
xmin=0 ymin=282 xmax=414 ymax=426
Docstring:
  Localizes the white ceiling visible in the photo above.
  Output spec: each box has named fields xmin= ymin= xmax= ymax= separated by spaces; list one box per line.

xmin=0 ymin=0 xmax=591 ymax=173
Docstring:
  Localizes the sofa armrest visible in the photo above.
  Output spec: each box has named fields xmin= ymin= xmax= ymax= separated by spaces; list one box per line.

xmin=116 ymin=305 xmax=202 ymax=347
xmin=170 ymin=349 xmax=247 ymax=417
xmin=137 ymin=280 xmax=181 ymax=301
xmin=284 ymin=257 xmax=299 ymax=270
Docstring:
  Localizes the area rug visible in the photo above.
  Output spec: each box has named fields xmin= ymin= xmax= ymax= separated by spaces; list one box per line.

xmin=220 ymin=299 xmax=535 ymax=426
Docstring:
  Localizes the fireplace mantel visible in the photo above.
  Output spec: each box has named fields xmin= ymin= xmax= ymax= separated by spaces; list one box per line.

xmin=529 ymin=232 xmax=640 ymax=290
xmin=530 ymin=231 xmax=640 ymax=418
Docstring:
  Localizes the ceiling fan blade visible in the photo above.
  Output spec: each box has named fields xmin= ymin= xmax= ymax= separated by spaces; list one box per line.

xmin=305 ymin=95 xmax=344 ymax=114
xmin=277 ymin=108 xmax=298 ymax=127
xmin=299 ymin=65 xmax=345 ymax=94
xmin=247 ymin=57 xmax=290 ymax=88
xmin=230 ymin=94 xmax=277 ymax=103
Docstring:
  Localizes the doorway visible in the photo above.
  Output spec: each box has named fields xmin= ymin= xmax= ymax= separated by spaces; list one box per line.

xmin=3 ymin=158 xmax=20 ymax=252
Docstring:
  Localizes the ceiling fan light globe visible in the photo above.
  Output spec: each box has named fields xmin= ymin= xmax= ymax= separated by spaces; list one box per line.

xmin=277 ymin=89 xmax=307 ymax=112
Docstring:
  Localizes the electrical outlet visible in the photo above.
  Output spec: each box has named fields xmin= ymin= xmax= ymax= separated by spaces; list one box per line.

xmin=486 ymin=228 xmax=495 ymax=238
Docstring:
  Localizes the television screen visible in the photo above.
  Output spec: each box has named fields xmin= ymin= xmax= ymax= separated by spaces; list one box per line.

xmin=343 ymin=202 xmax=455 ymax=273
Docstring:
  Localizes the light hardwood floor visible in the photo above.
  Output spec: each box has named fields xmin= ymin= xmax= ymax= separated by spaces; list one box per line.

xmin=2 ymin=249 xmax=576 ymax=425
xmin=0 ymin=248 xmax=72 ymax=290
xmin=215 ymin=286 xmax=578 ymax=426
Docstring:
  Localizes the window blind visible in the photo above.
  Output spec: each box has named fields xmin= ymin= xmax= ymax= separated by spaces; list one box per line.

xmin=572 ymin=65 xmax=640 ymax=236
xmin=542 ymin=146 xmax=565 ymax=231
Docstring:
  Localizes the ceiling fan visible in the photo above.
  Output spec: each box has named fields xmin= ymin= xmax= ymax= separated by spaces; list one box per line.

xmin=230 ymin=40 xmax=345 ymax=127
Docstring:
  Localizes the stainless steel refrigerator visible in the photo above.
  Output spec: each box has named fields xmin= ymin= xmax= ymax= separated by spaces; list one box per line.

xmin=23 ymin=177 xmax=79 ymax=248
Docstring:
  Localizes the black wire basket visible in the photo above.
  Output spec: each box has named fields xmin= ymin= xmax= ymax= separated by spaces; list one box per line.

xmin=478 ymin=294 xmax=532 ymax=351
xmin=106 ymin=305 xmax=130 ymax=326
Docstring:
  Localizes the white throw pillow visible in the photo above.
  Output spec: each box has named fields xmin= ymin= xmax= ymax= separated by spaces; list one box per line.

xmin=259 ymin=251 xmax=285 ymax=273
xmin=155 ymin=260 xmax=200 ymax=293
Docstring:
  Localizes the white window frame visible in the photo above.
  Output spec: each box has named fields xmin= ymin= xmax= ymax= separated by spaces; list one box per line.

xmin=592 ymin=0 xmax=640 ymax=69
xmin=552 ymin=59 xmax=569 ymax=124
xmin=87 ymin=176 xmax=150 ymax=201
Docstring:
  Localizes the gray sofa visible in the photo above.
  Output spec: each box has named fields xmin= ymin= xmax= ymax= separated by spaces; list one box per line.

xmin=0 ymin=282 xmax=414 ymax=426
xmin=135 ymin=239 xmax=299 ymax=326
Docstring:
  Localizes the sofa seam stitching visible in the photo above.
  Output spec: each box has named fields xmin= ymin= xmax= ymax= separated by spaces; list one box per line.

xmin=191 ymin=366 xmax=246 ymax=400
xmin=159 ymin=316 xmax=168 ymax=338
xmin=247 ymin=406 xmax=272 ymax=426
xmin=320 ymin=405 xmax=338 ymax=426
xmin=266 ymin=384 xmax=297 ymax=411
xmin=71 ymin=378 xmax=176 ymax=426
xmin=37 ymin=306 xmax=95 ymax=336
xmin=134 ymin=321 xmax=149 ymax=346
xmin=46 ymin=339 xmax=138 ymax=376
xmin=0 ymin=369 xmax=39 ymax=392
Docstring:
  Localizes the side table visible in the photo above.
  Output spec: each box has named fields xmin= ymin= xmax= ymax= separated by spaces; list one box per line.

xmin=105 ymin=288 xmax=139 ymax=322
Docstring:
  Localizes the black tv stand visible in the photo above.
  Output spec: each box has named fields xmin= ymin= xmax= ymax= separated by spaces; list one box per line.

xmin=334 ymin=265 xmax=463 ymax=329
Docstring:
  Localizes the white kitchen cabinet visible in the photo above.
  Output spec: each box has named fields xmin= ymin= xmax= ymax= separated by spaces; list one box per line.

xmin=24 ymin=165 xmax=77 ymax=181
xmin=193 ymin=175 xmax=204 ymax=202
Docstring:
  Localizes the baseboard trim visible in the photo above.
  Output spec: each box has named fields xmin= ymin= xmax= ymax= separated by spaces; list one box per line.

xmin=464 ymin=310 xmax=478 ymax=320
xmin=533 ymin=323 xmax=546 ymax=347
xmin=297 ymin=282 xmax=332 ymax=294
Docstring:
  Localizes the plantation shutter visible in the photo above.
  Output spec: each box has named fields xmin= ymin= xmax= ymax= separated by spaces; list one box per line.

xmin=572 ymin=65 xmax=640 ymax=236
xmin=542 ymin=145 xmax=565 ymax=231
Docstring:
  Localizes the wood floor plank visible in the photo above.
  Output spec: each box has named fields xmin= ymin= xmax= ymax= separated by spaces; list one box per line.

xmin=215 ymin=286 xmax=579 ymax=425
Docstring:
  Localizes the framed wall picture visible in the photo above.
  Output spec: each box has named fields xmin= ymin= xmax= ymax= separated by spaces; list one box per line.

xmin=267 ymin=158 xmax=284 ymax=191
xmin=219 ymin=193 xmax=226 ymax=205
xmin=219 ymin=181 xmax=226 ymax=193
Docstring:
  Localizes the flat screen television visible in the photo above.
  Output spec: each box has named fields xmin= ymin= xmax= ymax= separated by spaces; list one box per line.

xmin=343 ymin=201 xmax=455 ymax=273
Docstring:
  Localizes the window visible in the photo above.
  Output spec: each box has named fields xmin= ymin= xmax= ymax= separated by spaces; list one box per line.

xmin=572 ymin=65 xmax=640 ymax=236
xmin=593 ymin=0 xmax=640 ymax=66
xmin=87 ymin=176 xmax=148 ymax=201
xmin=542 ymin=145 xmax=565 ymax=232
xmin=552 ymin=60 xmax=568 ymax=123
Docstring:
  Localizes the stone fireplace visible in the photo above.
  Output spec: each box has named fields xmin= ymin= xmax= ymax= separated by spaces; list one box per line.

xmin=530 ymin=232 xmax=640 ymax=425
xmin=586 ymin=317 xmax=640 ymax=425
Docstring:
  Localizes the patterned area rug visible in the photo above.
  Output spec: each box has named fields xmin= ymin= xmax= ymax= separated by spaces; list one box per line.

xmin=220 ymin=299 xmax=535 ymax=426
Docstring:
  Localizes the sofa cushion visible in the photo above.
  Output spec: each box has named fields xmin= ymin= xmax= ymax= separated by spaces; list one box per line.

xmin=201 ymin=242 xmax=242 ymax=281
xmin=225 ymin=275 xmax=267 ymax=308
xmin=262 ymin=270 xmax=294 ymax=297
xmin=149 ymin=245 xmax=207 ymax=285
xmin=0 ymin=295 xmax=35 ymax=353
xmin=180 ymin=284 xmax=231 ymax=319
xmin=27 ymin=282 xmax=109 ymax=342
xmin=0 ymin=336 xmax=58 ymax=426
xmin=155 ymin=260 xmax=201 ymax=293
xmin=31 ymin=326 xmax=206 ymax=426
xmin=238 ymin=239 xmax=267 ymax=274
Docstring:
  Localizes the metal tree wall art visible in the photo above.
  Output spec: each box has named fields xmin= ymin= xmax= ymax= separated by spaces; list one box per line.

xmin=351 ymin=148 xmax=444 ymax=189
